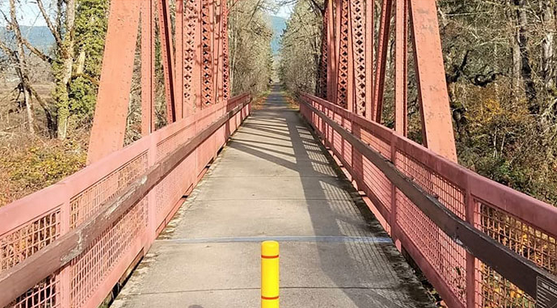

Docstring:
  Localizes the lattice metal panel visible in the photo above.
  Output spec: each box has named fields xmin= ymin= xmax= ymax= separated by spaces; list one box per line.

xmin=318 ymin=9 xmax=329 ymax=99
xmin=477 ymin=202 xmax=557 ymax=274
xmin=154 ymin=123 xmax=197 ymax=220
xmin=336 ymin=0 xmax=349 ymax=108
xmin=353 ymin=151 xmax=391 ymax=212
xmin=476 ymin=262 xmax=534 ymax=308
xmin=221 ymin=3 xmax=230 ymax=102
xmin=362 ymin=130 xmax=390 ymax=158
xmin=201 ymin=0 xmax=214 ymax=106
xmin=361 ymin=130 xmax=392 ymax=210
xmin=184 ymin=0 xmax=199 ymax=111
xmin=349 ymin=0 xmax=366 ymax=115
xmin=352 ymin=123 xmax=392 ymax=211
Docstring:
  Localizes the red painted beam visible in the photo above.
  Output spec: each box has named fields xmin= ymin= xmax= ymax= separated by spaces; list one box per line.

xmin=158 ymin=0 xmax=177 ymax=122
xmin=409 ymin=0 xmax=457 ymax=161
xmin=395 ymin=0 xmax=408 ymax=135
xmin=141 ymin=0 xmax=155 ymax=135
xmin=373 ymin=0 xmax=393 ymax=122
xmin=88 ymin=0 xmax=141 ymax=164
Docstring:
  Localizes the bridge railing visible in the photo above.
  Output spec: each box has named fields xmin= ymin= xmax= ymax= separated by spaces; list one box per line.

xmin=0 ymin=94 xmax=251 ymax=308
xmin=300 ymin=93 xmax=557 ymax=308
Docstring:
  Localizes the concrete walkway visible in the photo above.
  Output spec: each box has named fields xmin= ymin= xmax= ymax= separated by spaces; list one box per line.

xmin=112 ymin=87 xmax=434 ymax=308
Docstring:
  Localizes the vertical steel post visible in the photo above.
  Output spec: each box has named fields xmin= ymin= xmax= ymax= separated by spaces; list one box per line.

xmin=184 ymin=0 xmax=203 ymax=113
xmin=364 ymin=0 xmax=374 ymax=120
xmin=334 ymin=0 xmax=342 ymax=105
xmin=59 ymin=190 xmax=71 ymax=307
xmin=157 ymin=0 xmax=177 ymax=122
xmin=201 ymin=0 xmax=214 ymax=107
xmin=221 ymin=0 xmax=230 ymax=102
xmin=390 ymin=135 xmax=401 ymax=249
xmin=373 ymin=0 xmax=393 ymax=122
xmin=212 ymin=0 xmax=220 ymax=105
xmin=349 ymin=0 xmax=366 ymax=116
xmin=216 ymin=0 xmax=225 ymax=105
xmin=326 ymin=0 xmax=336 ymax=102
xmin=346 ymin=0 xmax=355 ymax=113
xmin=319 ymin=2 xmax=330 ymax=98
xmin=176 ymin=0 xmax=185 ymax=119
xmin=141 ymin=0 xmax=155 ymax=135
xmin=394 ymin=0 xmax=408 ymax=135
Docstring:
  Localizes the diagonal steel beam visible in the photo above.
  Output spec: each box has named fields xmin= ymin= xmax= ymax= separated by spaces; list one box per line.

xmin=409 ymin=0 xmax=457 ymax=161
xmin=88 ymin=0 xmax=141 ymax=164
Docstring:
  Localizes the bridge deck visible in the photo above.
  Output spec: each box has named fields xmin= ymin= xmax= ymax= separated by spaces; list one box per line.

xmin=112 ymin=87 xmax=434 ymax=307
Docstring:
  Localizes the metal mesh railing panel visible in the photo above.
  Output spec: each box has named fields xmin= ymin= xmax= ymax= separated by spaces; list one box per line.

xmin=300 ymin=94 xmax=556 ymax=308
xmin=1 ymin=210 xmax=61 ymax=308
xmin=474 ymin=201 xmax=557 ymax=307
xmin=70 ymin=153 xmax=148 ymax=229
xmin=0 ymin=96 xmax=250 ymax=308
xmin=69 ymin=198 xmax=147 ymax=307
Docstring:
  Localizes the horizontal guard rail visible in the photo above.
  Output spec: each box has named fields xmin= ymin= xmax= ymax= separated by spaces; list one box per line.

xmin=0 ymin=98 xmax=251 ymax=307
xmin=300 ymin=95 xmax=557 ymax=300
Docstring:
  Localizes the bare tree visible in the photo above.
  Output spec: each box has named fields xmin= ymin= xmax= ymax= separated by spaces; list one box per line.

xmin=1 ymin=0 xmax=77 ymax=138
xmin=0 ymin=0 xmax=41 ymax=134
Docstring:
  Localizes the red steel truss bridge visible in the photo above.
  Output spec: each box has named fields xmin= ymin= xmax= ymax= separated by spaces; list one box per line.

xmin=1 ymin=0 xmax=556 ymax=307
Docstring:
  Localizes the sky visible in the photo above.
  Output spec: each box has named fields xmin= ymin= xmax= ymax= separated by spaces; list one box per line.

xmin=0 ymin=0 xmax=48 ymax=27
xmin=2 ymin=0 xmax=292 ymax=27
xmin=275 ymin=3 xmax=293 ymax=19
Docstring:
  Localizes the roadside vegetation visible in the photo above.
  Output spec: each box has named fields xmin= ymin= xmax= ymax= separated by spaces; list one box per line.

xmin=2 ymin=0 xmax=555 ymax=206
xmin=279 ymin=0 xmax=557 ymax=205
xmin=0 ymin=0 xmax=273 ymax=206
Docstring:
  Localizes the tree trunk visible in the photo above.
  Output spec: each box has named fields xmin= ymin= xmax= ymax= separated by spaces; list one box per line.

xmin=512 ymin=37 xmax=521 ymax=92
xmin=542 ymin=1 xmax=555 ymax=91
xmin=56 ymin=0 xmax=77 ymax=140
xmin=76 ymin=50 xmax=86 ymax=75
xmin=9 ymin=0 xmax=35 ymax=134
xmin=24 ymin=89 xmax=34 ymax=134
xmin=514 ymin=0 xmax=538 ymax=112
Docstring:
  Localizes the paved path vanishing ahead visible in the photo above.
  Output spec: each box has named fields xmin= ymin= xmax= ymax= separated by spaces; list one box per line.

xmin=112 ymin=86 xmax=434 ymax=308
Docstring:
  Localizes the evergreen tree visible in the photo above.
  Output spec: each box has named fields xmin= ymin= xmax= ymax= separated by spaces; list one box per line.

xmin=69 ymin=0 xmax=109 ymax=122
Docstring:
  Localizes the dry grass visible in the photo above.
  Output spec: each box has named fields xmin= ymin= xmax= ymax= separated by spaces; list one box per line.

xmin=250 ymin=92 xmax=268 ymax=110
xmin=283 ymin=92 xmax=300 ymax=110
xmin=0 ymin=125 xmax=89 ymax=207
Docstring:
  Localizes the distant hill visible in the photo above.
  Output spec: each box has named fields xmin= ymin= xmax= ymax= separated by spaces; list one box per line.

xmin=0 ymin=26 xmax=55 ymax=51
xmin=269 ymin=15 xmax=287 ymax=55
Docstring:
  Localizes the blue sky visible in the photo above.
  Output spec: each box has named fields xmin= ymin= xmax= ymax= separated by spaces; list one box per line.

xmin=3 ymin=0 xmax=291 ymax=27
xmin=0 ymin=0 xmax=48 ymax=27
xmin=275 ymin=3 xmax=293 ymax=19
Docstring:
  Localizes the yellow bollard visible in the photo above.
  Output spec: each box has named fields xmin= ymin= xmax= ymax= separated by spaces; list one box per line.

xmin=261 ymin=241 xmax=279 ymax=308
